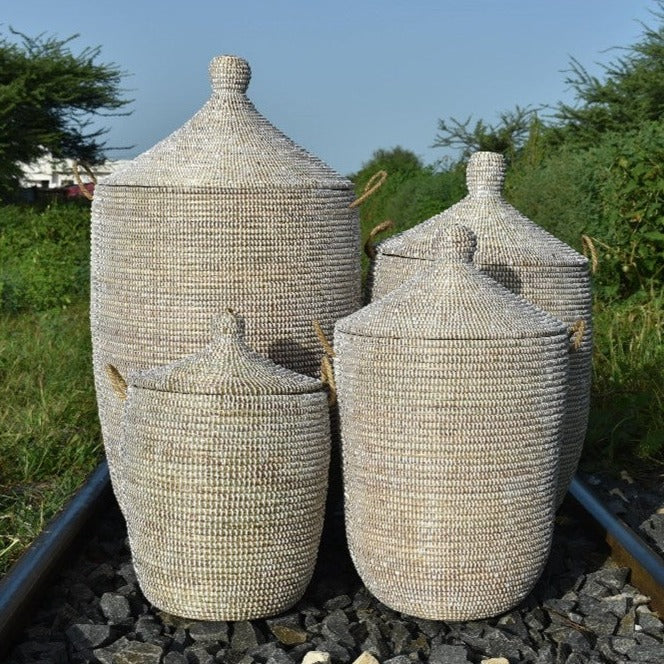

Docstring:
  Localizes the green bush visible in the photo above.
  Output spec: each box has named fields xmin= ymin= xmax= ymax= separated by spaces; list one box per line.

xmin=0 ymin=203 xmax=91 ymax=312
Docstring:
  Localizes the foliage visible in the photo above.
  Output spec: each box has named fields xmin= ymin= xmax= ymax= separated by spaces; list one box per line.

xmin=0 ymin=203 xmax=91 ymax=312
xmin=0 ymin=301 xmax=101 ymax=575
xmin=553 ymin=2 xmax=664 ymax=146
xmin=432 ymin=106 xmax=539 ymax=164
xmin=0 ymin=29 xmax=131 ymax=199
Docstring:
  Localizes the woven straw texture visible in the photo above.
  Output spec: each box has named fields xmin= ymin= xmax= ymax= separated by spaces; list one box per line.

xmin=117 ymin=312 xmax=330 ymax=621
xmin=90 ymin=55 xmax=360 ymax=507
xmin=335 ymin=225 xmax=568 ymax=621
xmin=371 ymin=151 xmax=591 ymax=505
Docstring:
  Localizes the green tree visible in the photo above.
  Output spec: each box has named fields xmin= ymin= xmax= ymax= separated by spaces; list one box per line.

xmin=553 ymin=2 xmax=664 ymax=146
xmin=0 ymin=29 xmax=131 ymax=199
xmin=432 ymin=106 xmax=538 ymax=164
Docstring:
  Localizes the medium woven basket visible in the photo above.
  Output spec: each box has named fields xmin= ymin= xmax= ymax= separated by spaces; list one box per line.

xmin=371 ymin=151 xmax=591 ymax=505
xmin=335 ymin=225 xmax=568 ymax=621
xmin=90 ymin=55 xmax=360 ymax=507
xmin=112 ymin=312 xmax=330 ymax=621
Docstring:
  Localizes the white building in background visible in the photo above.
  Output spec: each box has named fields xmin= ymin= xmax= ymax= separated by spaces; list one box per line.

xmin=19 ymin=152 xmax=130 ymax=189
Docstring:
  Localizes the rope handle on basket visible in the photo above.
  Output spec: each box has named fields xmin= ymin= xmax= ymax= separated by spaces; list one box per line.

xmin=106 ymin=364 xmax=128 ymax=400
xmin=313 ymin=320 xmax=337 ymax=406
xmin=364 ymin=219 xmax=395 ymax=259
xmin=569 ymin=319 xmax=586 ymax=351
xmin=581 ymin=234 xmax=598 ymax=274
xmin=349 ymin=170 xmax=387 ymax=209
xmin=72 ymin=161 xmax=97 ymax=201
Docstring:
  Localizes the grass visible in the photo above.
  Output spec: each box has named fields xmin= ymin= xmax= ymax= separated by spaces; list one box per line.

xmin=0 ymin=299 xmax=101 ymax=575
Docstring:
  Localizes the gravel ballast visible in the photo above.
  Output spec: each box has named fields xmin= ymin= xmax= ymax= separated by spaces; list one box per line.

xmin=6 ymin=496 xmax=664 ymax=664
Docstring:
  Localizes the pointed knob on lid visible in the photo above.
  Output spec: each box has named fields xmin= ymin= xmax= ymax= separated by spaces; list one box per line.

xmin=209 ymin=55 xmax=251 ymax=93
xmin=466 ymin=151 xmax=505 ymax=197
xmin=211 ymin=309 xmax=246 ymax=339
xmin=437 ymin=224 xmax=477 ymax=263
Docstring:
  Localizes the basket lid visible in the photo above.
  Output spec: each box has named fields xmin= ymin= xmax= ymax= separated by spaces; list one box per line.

xmin=129 ymin=311 xmax=323 ymax=395
xmin=378 ymin=151 xmax=586 ymax=268
xmin=100 ymin=55 xmax=351 ymax=191
xmin=336 ymin=225 xmax=566 ymax=341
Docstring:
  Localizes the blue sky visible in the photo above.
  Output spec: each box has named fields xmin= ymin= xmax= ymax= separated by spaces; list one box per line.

xmin=2 ymin=1 xmax=657 ymax=175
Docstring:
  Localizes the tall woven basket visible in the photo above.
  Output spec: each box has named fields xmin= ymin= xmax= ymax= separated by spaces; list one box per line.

xmin=111 ymin=312 xmax=330 ymax=621
xmin=335 ymin=225 xmax=568 ymax=621
xmin=371 ymin=151 xmax=591 ymax=505
xmin=91 ymin=55 xmax=360 ymax=506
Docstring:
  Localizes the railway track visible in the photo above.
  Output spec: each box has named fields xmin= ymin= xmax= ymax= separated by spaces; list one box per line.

xmin=1 ymin=464 xmax=663 ymax=663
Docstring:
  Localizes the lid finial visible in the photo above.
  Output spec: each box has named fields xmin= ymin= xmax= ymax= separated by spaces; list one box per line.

xmin=437 ymin=224 xmax=477 ymax=263
xmin=466 ymin=151 xmax=505 ymax=197
xmin=211 ymin=309 xmax=245 ymax=339
xmin=209 ymin=55 xmax=251 ymax=94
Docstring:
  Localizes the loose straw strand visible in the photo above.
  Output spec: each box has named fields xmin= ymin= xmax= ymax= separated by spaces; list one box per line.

xmin=364 ymin=219 xmax=395 ymax=259
xmin=349 ymin=170 xmax=388 ymax=209
xmin=72 ymin=161 xmax=95 ymax=201
xmin=320 ymin=355 xmax=337 ymax=406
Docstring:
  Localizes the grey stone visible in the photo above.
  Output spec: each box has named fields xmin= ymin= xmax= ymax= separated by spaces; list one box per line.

xmin=387 ymin=620 xmax=411 ymax=654
xmin=610 ymin=636 xmax=636 ymax=655
xmin=638 ymin=610 xmax=664 ymax=636
xmin=66 ymin=623 xmax=113 ymax=650
xmin=134 ymin=616 xmax=163 ymax=641
xmin=93 ymin=637 xmax=132 ymax=664
xmin=185 ymin=643 xmax=216 ymax=664
xmin=640 ymin=514 xmax=664 ymax=551
xmin=101 ymin=593 xmax=132 ymax=623
xmin=266 ymin=615 xmax=307 ymax=646
xmin=69 ymin=582 xmax=96 ymax=604
xmin=231 ymin=621 xmax=263 ymax=652
xmin=590 ymin=567 xmax=630 ymax=593
xmin=118 ymin=562 xmax=138 ymax=586
xmin=314 ymin=639 xmax=352 ymax=663
xmin=189 ymin=621 xmax=229 ymax=643
xmin=383 ymin=657 xmax=411 ymax=664
xmin=497 ymin=612 xmax=529 ymax=640
xmin=584 ymin=612 xmax=619 ymax=636
xmin=321 ymin=609 xmax=354 ymax=648
xmin=599 ymin=594 xmax=630 ymax=616
xmin=112 ymin=641 xmax=164 ymax=664
xmin=248 ymin=642 xmax=284 ymax=660
xmin=412 ymin=617 xmax=441 ymax=638
xmin=626 ymin=643 xmax=664 ymax=662
xmin=359 ymin=619 xmax=389 ymax=659
xmin=429 ymin=643 xmax=471 ymax=664
xmin=87 ymin=563 xmax=116 ymax=594
xmin=164 ymin=653 xmax=188 ymax=664
xmin=616 ymin=610 xmax=636 ymax=637
xmin=172 ymin=627 xmax=190 ymax=650
xmin=323 ymin=595 xmax=352 ymax=611
xmin=265 ymin=652 xmax=295 ymax=664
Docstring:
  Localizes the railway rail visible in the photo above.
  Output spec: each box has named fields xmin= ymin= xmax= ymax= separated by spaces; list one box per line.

xmin=0 ymin=464 xmax=663 ymax=663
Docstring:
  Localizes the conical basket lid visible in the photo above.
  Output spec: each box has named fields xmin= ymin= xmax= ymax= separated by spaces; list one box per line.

xmin=101 ymin=55 xmax=350 ymax=190
xmin=129 ymin=311 xmax=323 ymax=395
xmin=378 ymin=151 xmax=586 ymax=268
xmin=337 ymin=225 xmax=566 ymax=340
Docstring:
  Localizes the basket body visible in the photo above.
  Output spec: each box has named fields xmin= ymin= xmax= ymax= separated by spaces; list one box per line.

xmin=91 ymin=56 xmax=360 ymax=505
xmin=335 ymin=226 xmax=568 ymax=620
xmin=118 ymin=314 xmax=331 ymax=620
xmin=371 ymin=152 xmax=591 ymax=505
xmin=122 ymin=390 xmax=330 ymax=620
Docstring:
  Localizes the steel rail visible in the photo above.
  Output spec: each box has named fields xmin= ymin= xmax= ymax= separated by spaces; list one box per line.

xmin=569 ymin=475 xmax=664 ymax=615
xmin=0 ymin=461 xmax=112 ymax=655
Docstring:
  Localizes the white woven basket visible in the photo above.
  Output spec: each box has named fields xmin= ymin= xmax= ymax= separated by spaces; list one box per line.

xmin=371 ymin=151 xmax=591 ymax=505
xmin=90 ymin=55 xmax=360 ymax=507
xmin=111 ymin=312 xmax=330 ymax=621
xmin=335 ymin=225 xmax=568 ymax=621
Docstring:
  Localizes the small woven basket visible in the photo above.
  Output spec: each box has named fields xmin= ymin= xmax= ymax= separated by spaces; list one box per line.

xmin=335 ymin=225 xmax=568 ymax=621
xmin=91 ymin=55 xmax=360 ymax=509
xmin=113 ymin=312 xmax=330 ymax=621
xmin=371 ymin=151 xmax=591 ymax=505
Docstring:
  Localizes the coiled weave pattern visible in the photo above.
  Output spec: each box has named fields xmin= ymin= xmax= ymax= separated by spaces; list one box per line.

xmin=118 ymin=313 xmax=331 ymax=620
xmin=90 ymin=55 xmax=360 ymax=507
xmin=371 ymin=151 xmax=591 ymax=505
xmin=335 ymin=226 xmax=568 ymax=620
